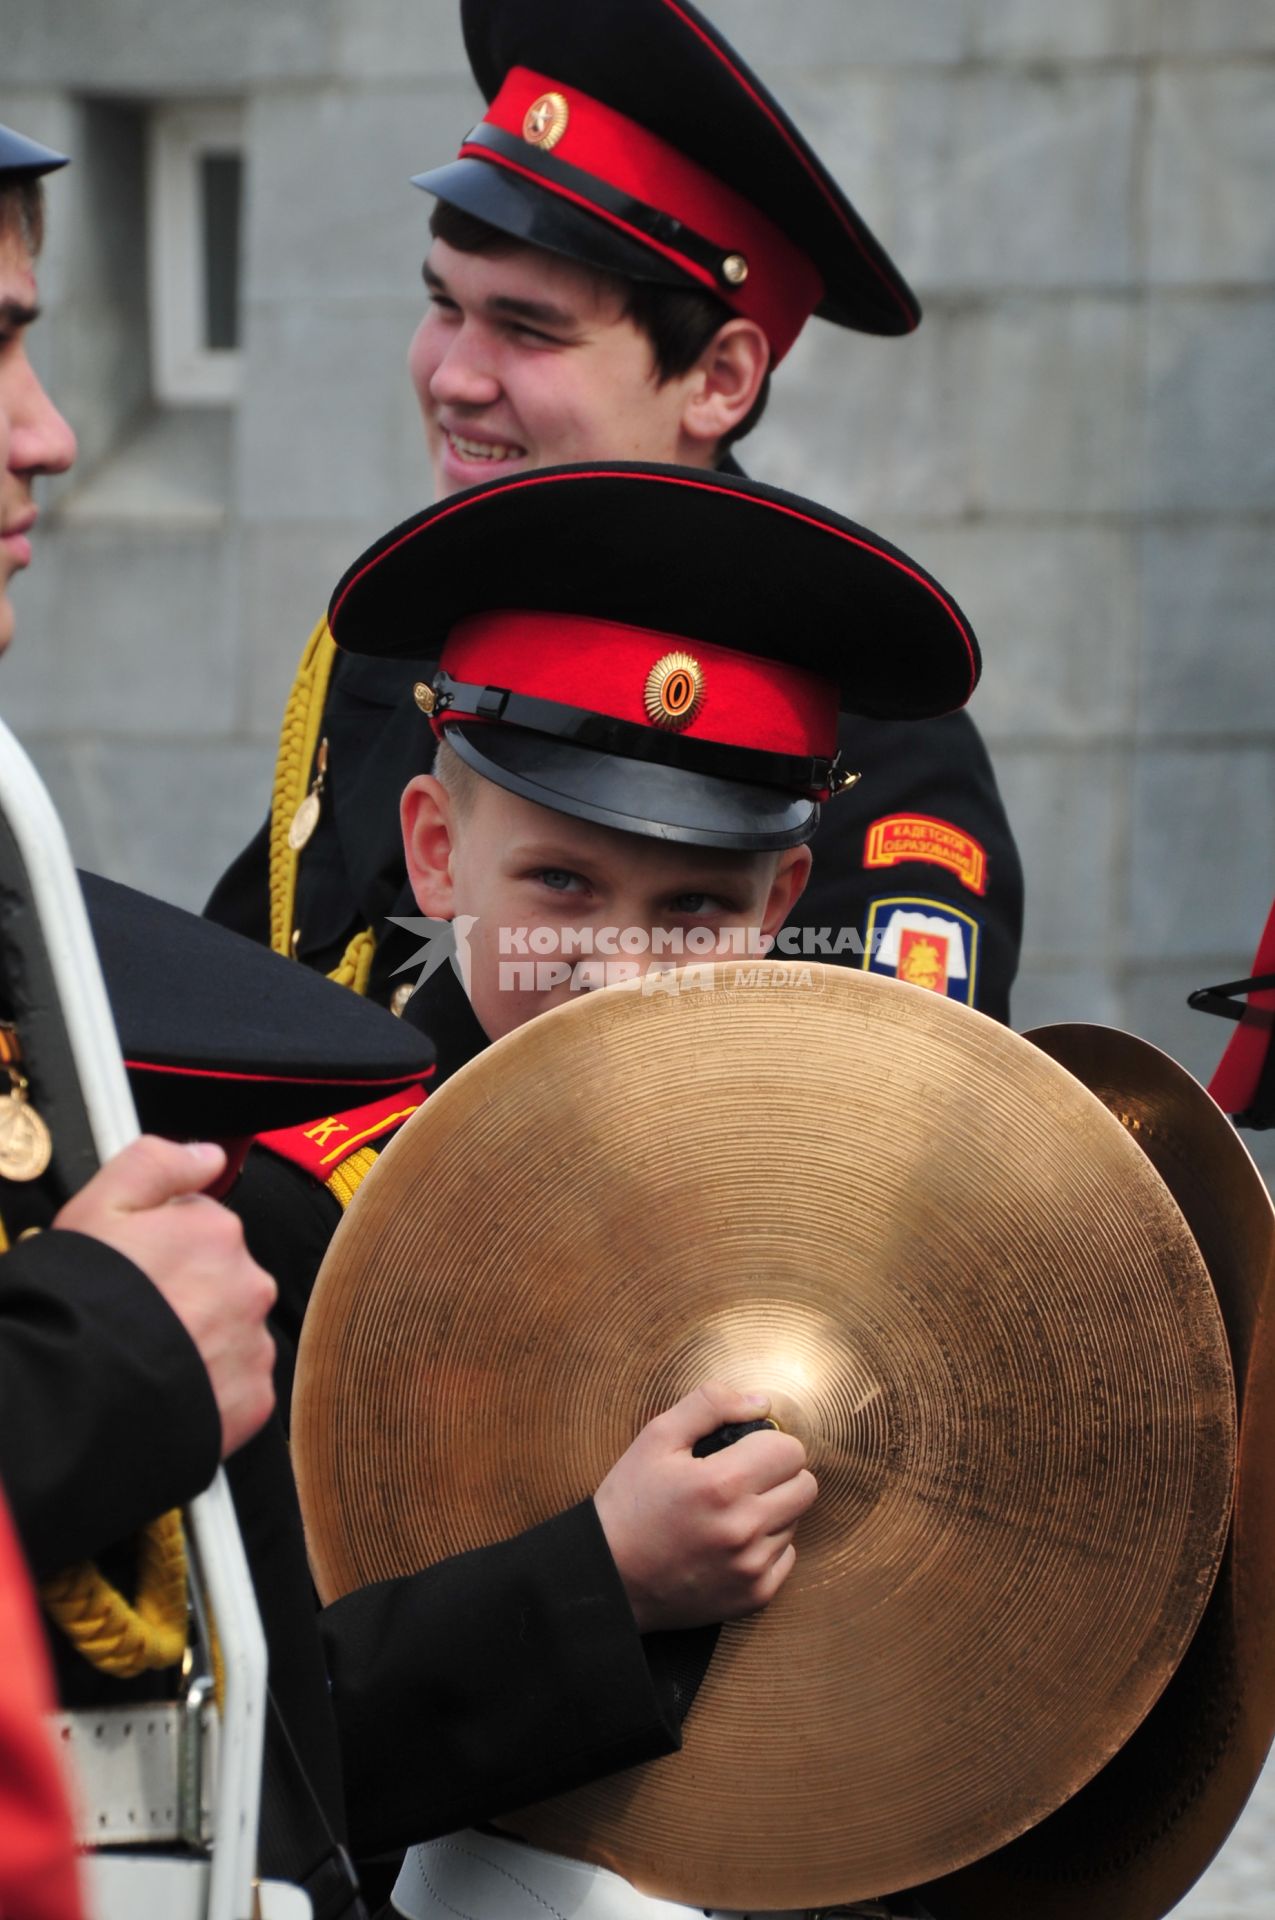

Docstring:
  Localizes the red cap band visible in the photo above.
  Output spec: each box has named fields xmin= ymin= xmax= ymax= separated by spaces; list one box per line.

xmin=464 ymin=66 xmax=825 ymax=362
xmin=440 ymin=609 xmax=838 ymax=763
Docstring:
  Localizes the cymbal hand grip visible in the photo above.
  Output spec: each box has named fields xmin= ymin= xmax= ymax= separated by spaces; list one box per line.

xmin=691 ymin=1417 xmax=777 ymax=1458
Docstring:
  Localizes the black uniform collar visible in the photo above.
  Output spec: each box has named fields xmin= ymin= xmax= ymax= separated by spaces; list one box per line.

xmin=400 ymin=958 xmax=490 ymax=1090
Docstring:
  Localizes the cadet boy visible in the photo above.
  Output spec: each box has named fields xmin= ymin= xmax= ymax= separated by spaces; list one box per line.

xmin=2 ymin=148 xmax=814 ymax=1913
xmin=206 ymin=0 xmax=1021 ymax=1025
xmin=308 ymin=457 xmax=977 ymax=1919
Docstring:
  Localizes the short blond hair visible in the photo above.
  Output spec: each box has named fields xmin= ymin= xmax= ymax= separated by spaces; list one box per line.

xmin=432 ymin=734 xmax=486 ymax=827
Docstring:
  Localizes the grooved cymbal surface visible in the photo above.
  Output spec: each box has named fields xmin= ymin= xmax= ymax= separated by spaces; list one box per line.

xmin=917 ymin=1025 xmax=1275 ymax=1920
xmin=294 ymin=966 xmax=1235 ymax=1910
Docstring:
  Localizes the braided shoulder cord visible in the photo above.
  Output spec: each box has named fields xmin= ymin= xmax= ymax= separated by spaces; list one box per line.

xmin=326 ymin=927 xmax=376 ymax=997
xmin=269 ymin=618 xmax=339 ymax=962
xmin=269 ymin=619 xmax=378 ymax=995
xmin=0 ymin=1221 xmax=187 ymax=1681
xmin=41 ymin=1508 xmax=188 ymax=1679
xmin=324 ymin=1145 xmax=380 ymax=1211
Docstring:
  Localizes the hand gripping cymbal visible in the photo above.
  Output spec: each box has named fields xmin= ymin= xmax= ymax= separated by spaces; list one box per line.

xmin=294 ymin=967 xmax=1236 ymax=1911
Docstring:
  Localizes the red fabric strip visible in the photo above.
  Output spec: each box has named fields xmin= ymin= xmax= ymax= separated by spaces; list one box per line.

xmin=1207 ymin=898 xmax=1275 ymax=1115
xmin=256 ymin=1084 xmax=429 ymax=1179
xmin=0 ymin=1489 xmax=85 ymax=1920
xmin=123 ymin=1059 xmax=437 ymax=1089
xmin=442 ymin=609 xmax=837 ymax=758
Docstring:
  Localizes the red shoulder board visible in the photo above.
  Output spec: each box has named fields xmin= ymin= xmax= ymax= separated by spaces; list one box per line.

xmin=256 ymin=1084 xmax=428 ymax=1180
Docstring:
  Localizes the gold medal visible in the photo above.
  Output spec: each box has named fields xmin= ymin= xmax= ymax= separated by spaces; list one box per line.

xmin=288 ymin=738 xmax=329 ymax=852
xmin=0 ymin=1093 xmax=52 ymax=1182
xmin=0 ymin=1025 xmax=53 ymax=1182
xmin=288 ymin=790 xmax=321 ymax=852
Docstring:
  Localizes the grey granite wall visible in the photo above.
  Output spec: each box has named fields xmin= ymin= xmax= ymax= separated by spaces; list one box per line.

xmin=4 ymin=3 xmax=1271 ymax=1145
xmin=3 ymin=2 xmax=1275 ymax=1900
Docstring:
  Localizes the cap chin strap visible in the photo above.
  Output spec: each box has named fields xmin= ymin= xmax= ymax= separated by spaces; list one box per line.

xmin=432 ymin=672 xmax=833 ymax=800
xmin=462 ymin=123 xmax=749 ymax=295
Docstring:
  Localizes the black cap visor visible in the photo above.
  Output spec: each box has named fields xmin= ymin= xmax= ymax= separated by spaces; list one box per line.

xmin=415 ymin=156 xmax=696 ymax=293
xmin=447 ymin=721 xmax=817 ymax=852
xmin=0 ymin=125 xmax=69 ymax=180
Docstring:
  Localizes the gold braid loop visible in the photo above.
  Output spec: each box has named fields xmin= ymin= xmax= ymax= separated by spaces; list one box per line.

xmin=269 ymin=618 xmax=339 ymax=961
xmin=325 ymin=1145 xmax=380 ymax=1211
xmin=327 ymin=926 xmax=376 ymax=997
xmin=41 ymin=1508 xmax=188 ymax=1679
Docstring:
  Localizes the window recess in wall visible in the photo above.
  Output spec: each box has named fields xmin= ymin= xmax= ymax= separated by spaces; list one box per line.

xmin=148 ymin=102 xmax=245 ymax=404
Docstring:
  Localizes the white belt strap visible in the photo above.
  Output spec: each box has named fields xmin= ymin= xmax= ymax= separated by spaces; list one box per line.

xmin=392 ymin=1829 xmax=815 ymax=1920
xmin=50 ymin=1703 xmax=218 ymax=1846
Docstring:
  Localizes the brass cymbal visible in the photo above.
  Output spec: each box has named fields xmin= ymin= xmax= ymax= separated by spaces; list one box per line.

xmin=293 ymin=968 xmax=1235 ymax=1911
xmin=920 ymin=1023 xmax=1275 ymax=1920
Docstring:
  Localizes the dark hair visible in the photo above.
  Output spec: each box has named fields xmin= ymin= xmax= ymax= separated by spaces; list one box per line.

xmin=0 ymin=179 xmax=44 ymax=254
xmin=429 ymin=200 xmax=770 ymax=450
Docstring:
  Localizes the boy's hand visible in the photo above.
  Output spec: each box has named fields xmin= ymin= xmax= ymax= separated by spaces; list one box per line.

xmin=53 ymin=1136 xmax=277 ymax=1460
xmin=593 ymin=1380 xmax=817 ymax=1634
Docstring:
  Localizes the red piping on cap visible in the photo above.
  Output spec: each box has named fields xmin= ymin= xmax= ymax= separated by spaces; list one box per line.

xmin=124 ymin=1058 xmax=437 ymax=1089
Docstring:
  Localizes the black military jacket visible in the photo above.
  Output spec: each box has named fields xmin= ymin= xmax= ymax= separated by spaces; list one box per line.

xmin=0 ymin=1228 xmax=220 ymax=1580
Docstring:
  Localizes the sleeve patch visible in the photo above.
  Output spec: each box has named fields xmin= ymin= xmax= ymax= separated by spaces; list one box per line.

xmin=256 ymin=1083 xmax=428 ymax=1179
xmin=864 ymin=814 xmax=988 ymax=895
xmin=863 ymin=898 xmax=981 ymax=1007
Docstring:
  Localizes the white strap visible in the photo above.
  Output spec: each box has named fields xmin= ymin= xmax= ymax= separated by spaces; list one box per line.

xmin=393 ymin=1830 xmax=809 ymax=1920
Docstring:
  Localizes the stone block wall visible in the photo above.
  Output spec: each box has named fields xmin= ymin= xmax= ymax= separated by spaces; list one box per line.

xmin=1 ymin=0 xmax=1272 ymax=1179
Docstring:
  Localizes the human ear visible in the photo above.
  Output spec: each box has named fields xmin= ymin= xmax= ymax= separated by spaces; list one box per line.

xmin=759 ymin=844 xmax=813 ymax=946
xmin=401 ymin=775 xmax=457 ymax=919
xmin=678 ymin=318 xmax=770 ymax=454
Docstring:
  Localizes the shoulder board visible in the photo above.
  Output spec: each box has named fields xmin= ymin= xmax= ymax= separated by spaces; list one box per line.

xmin=256 ymin=1083 xmax=428 ymax=1181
